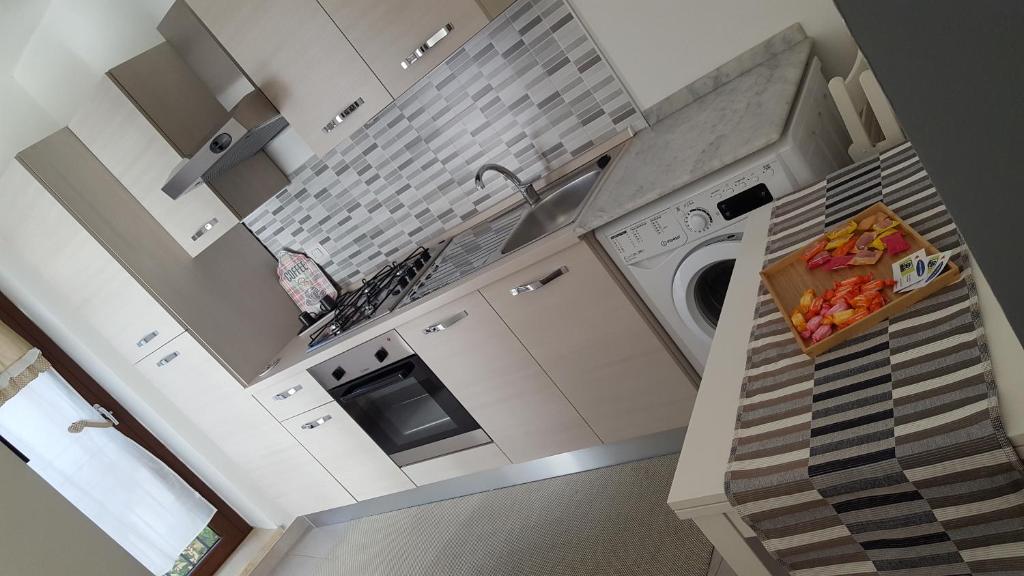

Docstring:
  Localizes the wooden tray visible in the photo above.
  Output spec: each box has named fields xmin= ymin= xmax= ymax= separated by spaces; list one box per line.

xmin=760 ymin=202 xmax=960 ymax=357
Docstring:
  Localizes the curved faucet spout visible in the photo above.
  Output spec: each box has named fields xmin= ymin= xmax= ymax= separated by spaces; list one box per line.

xmin=475 ymin=163 xmax=541 ymax=206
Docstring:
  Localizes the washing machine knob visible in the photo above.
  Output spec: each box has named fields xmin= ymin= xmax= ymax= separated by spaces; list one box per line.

xmin=685 ymin=209 xmax=711 ymax=232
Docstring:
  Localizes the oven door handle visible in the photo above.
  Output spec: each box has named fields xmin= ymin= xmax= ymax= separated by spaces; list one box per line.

xmin=334 ymin=361 xmax=414 ymax=401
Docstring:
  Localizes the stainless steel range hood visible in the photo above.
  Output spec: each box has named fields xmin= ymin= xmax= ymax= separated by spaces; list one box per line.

xmin=163 ymin=89 xmax=287 ymax=199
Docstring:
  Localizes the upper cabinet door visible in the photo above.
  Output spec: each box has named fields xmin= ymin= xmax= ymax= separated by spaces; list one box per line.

xmin=186 ymin=0 xmax=393 ymax=157
xmin=70 ymin=77 xmax=238 ymax=257
xmin=319 ymin=0 xmax=488 ymax=96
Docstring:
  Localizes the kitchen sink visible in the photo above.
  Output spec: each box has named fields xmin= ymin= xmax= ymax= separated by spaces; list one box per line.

xmin=500 ymin=155 xmax=609 ymax=254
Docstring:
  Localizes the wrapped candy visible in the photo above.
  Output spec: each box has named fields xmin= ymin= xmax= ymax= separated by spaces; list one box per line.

xmin=791 ymin=310 xmax=807 ymax=332
xmin=811 ymin=325 xmax=833 ymax=342
xmin=855 ymin=231 xmax=876 ymax=251
xmin=850 ymin=249 xmax=884 ymax=266
xmin=831 ymin=309 xmax=856 ymax=326
xmin=881 ymin=231 xmax=911 ymax=255
xmin=799 ymin=289 xmax=815 ymax=313
xmin=826 ymin=234 xmax=854 ymax=251
xmin=806 ymin=251 xmax=831 ymax=269
xmin=809 ymin=296 xmax=824 ymax=315
xmin=806 ymin=314 xmax=823 ymax=332
xmin=857 ymin=214 xmax=879 ymax=230
xmin=827 ymin=254 xmax=854 ymax=270
xmin=827 ymin=220 xmax=858 ymax=240
xmin=800 ymin=237 xmax=828 ymax=261
xmin=833 ymin=237 xmax=857 ymax=257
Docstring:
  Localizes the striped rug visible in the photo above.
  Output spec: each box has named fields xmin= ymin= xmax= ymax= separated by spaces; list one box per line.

xmin=725 ymin=142 xmax=1024 ymax=575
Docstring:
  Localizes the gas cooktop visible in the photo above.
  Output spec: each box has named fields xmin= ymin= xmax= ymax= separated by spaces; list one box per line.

xmin=307 ymin=239 xmax=449 ymax=352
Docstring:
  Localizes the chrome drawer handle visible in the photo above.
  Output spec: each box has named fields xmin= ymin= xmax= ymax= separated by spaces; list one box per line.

xmin=423 ymin=310 xmax=468 ymax=334
xmin=273 ymin=384 xmax=303 ymax=401
xmin=322 ymin=97 xmax=364 ymax=133
xmin=301 ymin=414 xmax=332 ymax=430
xmin=156 ymin=351 xmax=179 ymax=367
xmin=136 ymin=330 xmax=159 ymax=348
xmin=191 ymin=217 xmax=219 ymax=241
xmin=510 ymin=266 xmax=568 ymax=296
xmin=401 ymin=23 xmax=454 ymax=69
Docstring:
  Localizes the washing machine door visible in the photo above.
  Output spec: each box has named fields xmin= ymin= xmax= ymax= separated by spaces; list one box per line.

xmin=671 ymin=236 xmax=742 ymax=356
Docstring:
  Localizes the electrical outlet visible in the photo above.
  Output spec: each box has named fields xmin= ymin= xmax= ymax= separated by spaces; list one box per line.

xmin=307 ymin=245 xmax=331 ymax=264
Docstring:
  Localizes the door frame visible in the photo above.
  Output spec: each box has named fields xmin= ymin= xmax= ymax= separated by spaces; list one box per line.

xmin=0 ymin=289 xmax=250 ymax=575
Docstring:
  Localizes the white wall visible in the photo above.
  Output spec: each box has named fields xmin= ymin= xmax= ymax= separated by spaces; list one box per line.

xmin=568 ymin=0 xmax=859 ymax=111
xmin=11 ymin=0 xmax=172 ymax=124
xmin=0 ymin=75 xmax=58 ymax=175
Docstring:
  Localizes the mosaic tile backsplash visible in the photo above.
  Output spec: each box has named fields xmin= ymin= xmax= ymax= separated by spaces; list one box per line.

xmin=244 ymin=0 xmax=646 ymax=285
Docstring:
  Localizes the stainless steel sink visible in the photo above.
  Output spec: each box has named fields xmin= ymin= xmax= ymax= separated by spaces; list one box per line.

xmin=500 ymin=156 xmax=608 ymax=254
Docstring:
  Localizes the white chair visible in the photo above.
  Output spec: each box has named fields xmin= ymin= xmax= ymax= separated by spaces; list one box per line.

xmin=828 ymin=52 xmax=906 ymax=161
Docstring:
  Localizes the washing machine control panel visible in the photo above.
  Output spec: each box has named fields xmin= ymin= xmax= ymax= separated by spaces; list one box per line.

xmin=606 ymin=207 xmax=687 ymax=264
xmin=606 ymin=161 xmax=780 ymax=265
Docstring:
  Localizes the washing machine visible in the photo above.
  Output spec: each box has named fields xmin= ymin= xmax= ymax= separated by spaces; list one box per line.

xmin=597 ymin=57 xmax=849 ymax=374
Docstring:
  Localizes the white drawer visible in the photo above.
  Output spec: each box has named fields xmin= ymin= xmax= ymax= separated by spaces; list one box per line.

xmin=283 ymin=403 xmax=415 ymax=501
xmin=402 ymin=443 xmax=510 ymax=486
xmin=252 ymin=372 xmax=333 ymax=422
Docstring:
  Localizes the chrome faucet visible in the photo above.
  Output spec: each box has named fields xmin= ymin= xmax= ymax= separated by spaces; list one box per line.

xmin=475 ymin=163 xmax=541 ymax=206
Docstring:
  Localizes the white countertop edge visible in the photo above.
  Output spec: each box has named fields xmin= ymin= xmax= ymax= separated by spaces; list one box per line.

xmin=667 ymin=205 xmax=771 ymax=515
xmin=666 ymin=203 xmax=1024 ymax=517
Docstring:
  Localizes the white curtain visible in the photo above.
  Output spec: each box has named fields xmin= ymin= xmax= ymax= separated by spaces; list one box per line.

xmin=0 ymin=365 xmax=215 ymax=575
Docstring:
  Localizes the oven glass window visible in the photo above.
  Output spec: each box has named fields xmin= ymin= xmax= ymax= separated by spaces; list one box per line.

xmin=348 ymin=373 xmax=459 ymax=447
xmin=694 ymin=259 xmax=735 ymax=328
xmin=332 ymin=357 xmax=482 ymax=459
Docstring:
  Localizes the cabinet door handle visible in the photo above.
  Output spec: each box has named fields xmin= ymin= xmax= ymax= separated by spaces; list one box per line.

xmin=136 ymin=330 xmax=159 ymax=348
xmin=401 ymin=23 xmax=454 ymax=70
xmin=423 ymin=310 xmax=468 ymax=334
xmin=191 ymin=217 xmax=219 ymax=241
xmin=156 ymin=352 xmax=180 ymax=367
xmin=510 ymin=266 xmax=569 ymax=296
xmin=273 ymin=384 xmax=303 ymax=401
xmin=301 ymin=414 xmax=332 ymax=430
xmin=322 ymin=97 xmax=365 ymax=133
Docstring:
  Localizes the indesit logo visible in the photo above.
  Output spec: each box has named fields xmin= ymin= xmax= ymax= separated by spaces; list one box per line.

xmin=660 ymin=235 xmax=681 ymax=247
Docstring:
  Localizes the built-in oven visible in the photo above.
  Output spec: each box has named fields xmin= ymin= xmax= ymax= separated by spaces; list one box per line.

xmin=308 ymin=331 xmax=490 ymax=466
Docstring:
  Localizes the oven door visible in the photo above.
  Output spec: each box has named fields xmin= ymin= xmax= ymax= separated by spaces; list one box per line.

xmin=328 ymin=356 xmax=489 ymax=466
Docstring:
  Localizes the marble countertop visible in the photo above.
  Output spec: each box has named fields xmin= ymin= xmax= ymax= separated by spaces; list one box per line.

xmin=665 ymin=206 xmax=1024 ymax=519
xmin=575 ymin=38 xmax=813 ymax=235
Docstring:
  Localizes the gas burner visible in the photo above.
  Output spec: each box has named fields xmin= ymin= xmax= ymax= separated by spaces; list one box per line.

xmin=307 ymin=241 xmax=449 ymax=352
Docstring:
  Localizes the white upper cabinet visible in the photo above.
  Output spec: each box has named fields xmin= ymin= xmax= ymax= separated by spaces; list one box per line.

xmin=480 ymin=241 xmax=699 ymax=443
xmin=186 ymin=0 xmax=393 ymax=157
xmin=319 ymin=0 xmax=489 ymax=96
xmin=0 ymin=162 xmax=184 ymax=365
xmin=70 ymin=77 xmax=237 ymax=257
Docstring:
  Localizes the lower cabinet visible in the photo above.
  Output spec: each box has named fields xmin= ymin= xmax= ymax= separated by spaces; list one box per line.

xmin=136 ymin=333 xmax=356 ymax=517
xmin=402 ymin=443 xmax=510 ymax=486
xmin=481 ymin=241 xmax=698 ymax=443
xmin=282 ymin=400 xmax=416 ymax=501
xmin=397 ymin=291 xmax=600 ymax=463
